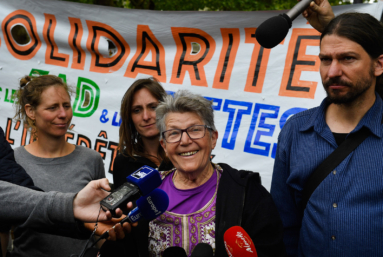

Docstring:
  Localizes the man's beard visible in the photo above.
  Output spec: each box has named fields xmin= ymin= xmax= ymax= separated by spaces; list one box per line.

xmin=323 ymin=66 xmax=375 ymax=105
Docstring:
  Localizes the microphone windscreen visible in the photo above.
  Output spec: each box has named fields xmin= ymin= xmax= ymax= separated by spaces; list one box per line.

xmin=224 ymin=226 xmax=257 ymax=257
xmin=191 ymin=243 xmax=213 ymax=257
xmin=126 ymin=165 xmax=162 ymax=195
xmin=163 ymin=246 xmax=187 ymax=257
xmin=136 ymin=188 xmax=169 ymax=220
xmin=255 ymin=14 xmax=291 ymax=49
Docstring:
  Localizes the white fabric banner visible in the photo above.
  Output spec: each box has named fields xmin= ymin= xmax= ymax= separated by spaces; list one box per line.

xmin=0 ymin=0 xmax=382 ymax=189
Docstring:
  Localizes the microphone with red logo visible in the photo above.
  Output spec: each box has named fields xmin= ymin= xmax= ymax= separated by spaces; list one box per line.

xmin=223 ymin=226 xmax=257 ymax=257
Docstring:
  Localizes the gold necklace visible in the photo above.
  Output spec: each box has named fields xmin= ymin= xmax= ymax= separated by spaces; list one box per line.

xmin=172 ymin=170 xmax=178 ymax=184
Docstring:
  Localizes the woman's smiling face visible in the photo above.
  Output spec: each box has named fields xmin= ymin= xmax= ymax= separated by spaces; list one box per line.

xmin=27 ymin=85 xmax=72 ymax=138
xmin=160 ymin=112 xmax=218 ymax=176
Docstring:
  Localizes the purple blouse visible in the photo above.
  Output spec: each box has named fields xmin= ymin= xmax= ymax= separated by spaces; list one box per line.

xmin=158 ymin=169 xmax=218 ymax=214
xmin=148 ymin=166 xmax=222 ymax=257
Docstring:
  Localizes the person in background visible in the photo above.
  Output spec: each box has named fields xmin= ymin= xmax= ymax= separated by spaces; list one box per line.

xmin=271 ymin=0 xmax=383 ymax=256
xmin=101 ymin=78 xmax=173 ymax=256
xmin=113 ymin=77 xmax=173 ymax=190
xmin=10 ymin=75 xmax=105 ymax=257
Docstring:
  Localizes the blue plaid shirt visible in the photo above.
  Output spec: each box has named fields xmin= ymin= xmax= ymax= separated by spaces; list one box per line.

xmin=271 ymin=94 xmax=383 ymax=257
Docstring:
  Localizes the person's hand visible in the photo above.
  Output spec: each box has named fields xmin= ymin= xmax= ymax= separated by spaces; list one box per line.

xmin=73 ymin=178 xmax=125 ymax=222
xmin=302 ymin=0 xmax=335 ymax=33
xmin=84 ymin=215 xmax=132 ymax=241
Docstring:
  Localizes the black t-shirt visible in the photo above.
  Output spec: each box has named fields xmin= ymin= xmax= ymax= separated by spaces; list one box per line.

xmin=333 ymin=132 xmax=348 ymax=146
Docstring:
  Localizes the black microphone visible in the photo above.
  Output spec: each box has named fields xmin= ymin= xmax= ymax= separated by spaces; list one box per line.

xmin=191 ymin=243 xmax=213 ymax=257
xmin=163 ymin=246 xmax=187 ymax=257
xmin=255 ymin=0 xmax=312 ymax=48
xmin=100 ymin=165 xmax=162 ymax=216
xmin=80 ymin=189 xmax=169 ymax=257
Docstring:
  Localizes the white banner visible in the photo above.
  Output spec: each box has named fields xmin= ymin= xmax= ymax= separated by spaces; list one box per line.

xmin=1 ymin=0 xmax=382 ymax=189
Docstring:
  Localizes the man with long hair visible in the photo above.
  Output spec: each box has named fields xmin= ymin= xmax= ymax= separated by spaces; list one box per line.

xmin=271 ymin=1 xmax=383 ymax=256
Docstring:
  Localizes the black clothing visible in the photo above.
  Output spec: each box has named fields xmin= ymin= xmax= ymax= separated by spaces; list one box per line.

xmin=113 ymin=154 xmax=173 ymax=188
xmin=0 ymin=127 xmax=42 ymax=232
xmin=332 ymin=132 xmax=348 ymax=146
xmin=0 ymin=127 xmax=41 ymax=191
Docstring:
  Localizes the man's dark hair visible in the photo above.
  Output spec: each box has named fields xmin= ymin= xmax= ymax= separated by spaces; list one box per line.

xmin=320 ymin=12 xmax=383 ymax=98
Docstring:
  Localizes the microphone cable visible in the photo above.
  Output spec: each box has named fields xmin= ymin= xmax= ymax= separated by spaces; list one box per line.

xmin=78 ymin=207 xmax=134 ymax=257
xmin=76 ymin=206 xmax=104 ymax=257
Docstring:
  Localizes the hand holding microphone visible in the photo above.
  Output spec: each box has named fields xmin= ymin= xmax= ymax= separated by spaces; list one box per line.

xmin=82 ymin=188 xmax=169 ymax=257
xmin=84 ymin=212 xmax=133 ymax=241
xmin=255 ymin=0 xmax=334 ymax=48
xmin=100 ymin=188 xmax=168 ymax=239
xmin=224 ymin=226 xmax=257 ymax=257
xmin=302 ymin=0 xmax=335 ymax=33
xmin=100 ymin=165 xmax=162 ymax=217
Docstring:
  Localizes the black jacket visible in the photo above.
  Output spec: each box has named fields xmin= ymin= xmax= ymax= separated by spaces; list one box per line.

xmin=0 ymin=127 xmax=40 ymax=191
xmin=104 ymin=155 xmax=285 ymax=257
xmin=112 ymin=154 xmax=173 ymax=189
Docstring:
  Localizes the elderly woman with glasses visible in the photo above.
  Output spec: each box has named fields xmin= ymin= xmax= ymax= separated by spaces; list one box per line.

xmin=131 ymin=90 xmax=284 ymax=257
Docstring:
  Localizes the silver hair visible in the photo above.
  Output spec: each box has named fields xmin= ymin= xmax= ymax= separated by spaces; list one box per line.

xmin=156 ymin=90 xmax=217 ymax=140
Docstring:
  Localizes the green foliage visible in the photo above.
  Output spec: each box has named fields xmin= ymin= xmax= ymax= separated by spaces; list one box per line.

xmin=63 ymin=0 xmax=378 ymax=10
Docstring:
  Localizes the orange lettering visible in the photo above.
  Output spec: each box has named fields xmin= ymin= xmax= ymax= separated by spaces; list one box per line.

xmin=5 ymin=118 xmax=14 ymax=145
xmin=95 ymin=139 xmax=107 ymax=159
xmin=280 ymin=28 xmax=321 ymax=99
xmin=212 ymin=28 xmax=240 ymax=90
xmin=77 ymin=134 xmax=92 ymax=148
xmin=1 ymin=10 xmax=41 ymax=60
xmin=243 ymin=28 xmax=272 ymax=93
xmin=86 ymin=20 xmax=130 ymax=73
xmin=68 ymin=17 xmax=86 ymax=70
xmin=65 ymin=132 xmax=74 ymax=142
xmin=125 ymin=25 xmax=166 ymax=82
xmin=43 ymin=14 xmax=69 ymax=67
xmin=20 ymin=125 xmax=33 ymax=146
xmin=107 ymin=142 xmax=119 ymax=173
xmin=170 ymin=27 xmax=216 ymax=87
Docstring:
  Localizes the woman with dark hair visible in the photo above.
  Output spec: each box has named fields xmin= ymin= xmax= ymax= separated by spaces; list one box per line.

xmin=113 ymin=77 xmax=173 ymax=189
xmin=10 ymin=75 xmax=106 ymax=257
xmin=100 ymin=78 xmax=174 ymax=256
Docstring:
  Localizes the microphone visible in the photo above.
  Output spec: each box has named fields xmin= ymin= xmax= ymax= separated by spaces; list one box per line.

xmin=119 ymin=188 xmax=169 ymax=224
xmin=100 ymin=165 xmax=162 ymax=216
xmin=224 ymin=226 xmax=257 ymax=257
xmin=163 ymin=246 xmax=187 ymax=257
xmin=89 ymin=188 xmax=169 ymax=254
xmin=255 ymin=0 xmax=312 ymax=48
xmin=191 ymin=243 xmax=213 ymax=257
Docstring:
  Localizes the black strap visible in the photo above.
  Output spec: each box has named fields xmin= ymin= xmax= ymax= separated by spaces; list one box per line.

xmin=301 ymin=126 xmax=371 ymax=211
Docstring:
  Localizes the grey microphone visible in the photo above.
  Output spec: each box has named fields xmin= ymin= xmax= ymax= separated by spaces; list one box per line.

xmin=255 ymin=0 xmax=312 ymax=49
xmin=286 ymin=0 xmax=312 ymax=20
